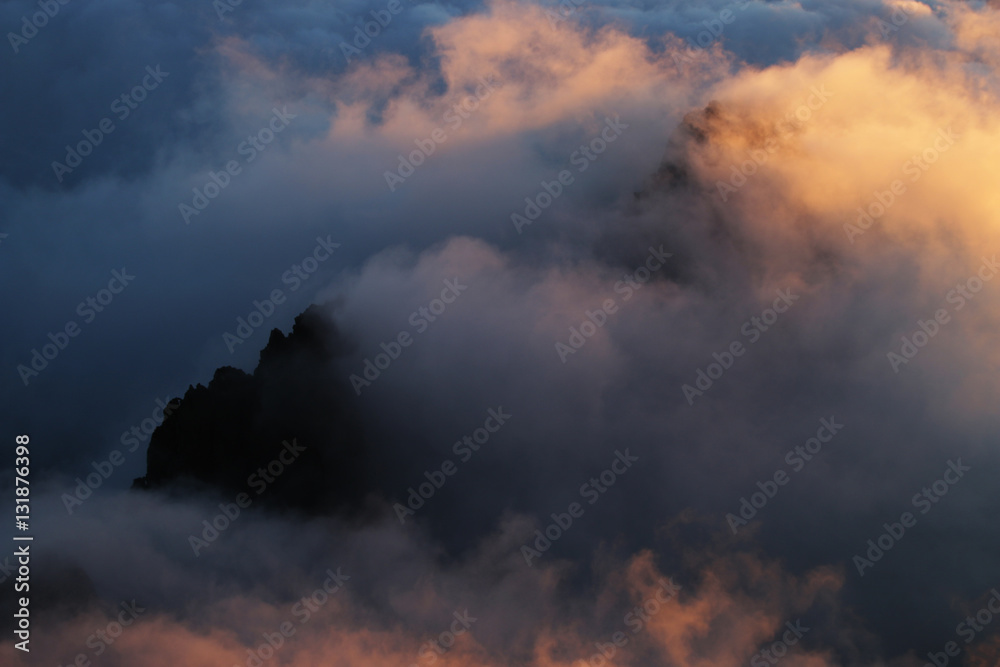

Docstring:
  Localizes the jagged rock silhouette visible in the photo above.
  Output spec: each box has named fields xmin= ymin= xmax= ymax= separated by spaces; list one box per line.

xmin=132 ymin=305 xmax=371 ymax=513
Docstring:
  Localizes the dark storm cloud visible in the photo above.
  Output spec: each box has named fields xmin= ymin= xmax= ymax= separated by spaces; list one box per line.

xmin=309 ymin=215 xmax=1000 ymax=655
xmin=0 ymin=0 xmax=484 ymax=192
xmin=0 ymin=0 xmax=219 ymax=190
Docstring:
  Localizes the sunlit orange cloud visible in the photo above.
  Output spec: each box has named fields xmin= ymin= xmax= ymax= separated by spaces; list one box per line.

xmin=0 ymin=538 xmax=855 ymax=667
xmin=684 ymin=0 xmax=1000 ymax=263
xmin=645 ymin=2 xmax=1000 ymax=415
xmin=210 ymin=0 xmax=734 ymax=149
xmin=949 ymin=2 xmax=1000 ymax=70
xmin=327 ymin=2 xmax=725 ymax=150
xmin=191 ymin=0 xmax=1000 ymax=423
xmin=689 ymin=46 xmax=999 ymax=259
xmin=424 ymin=0 xmax=714 ymax=132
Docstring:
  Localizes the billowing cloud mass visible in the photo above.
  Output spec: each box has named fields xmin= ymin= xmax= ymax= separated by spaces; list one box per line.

xmin=2 ymin=0 xmax=1000 ymax=665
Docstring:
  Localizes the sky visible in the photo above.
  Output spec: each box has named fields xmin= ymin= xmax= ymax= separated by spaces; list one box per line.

xmin=2 ymin=0 xmax=1000 ymax=665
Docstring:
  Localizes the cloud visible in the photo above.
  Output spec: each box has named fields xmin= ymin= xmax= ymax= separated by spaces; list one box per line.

xmin=0 ymin=489 xmax=858 ymax=667
xmin=4 ymin=0 xmax=1000 ymax=664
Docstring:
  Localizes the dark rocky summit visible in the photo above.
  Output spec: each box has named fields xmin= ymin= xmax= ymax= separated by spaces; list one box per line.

xmin=132 ymin=305 xmax=372 ymax=513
